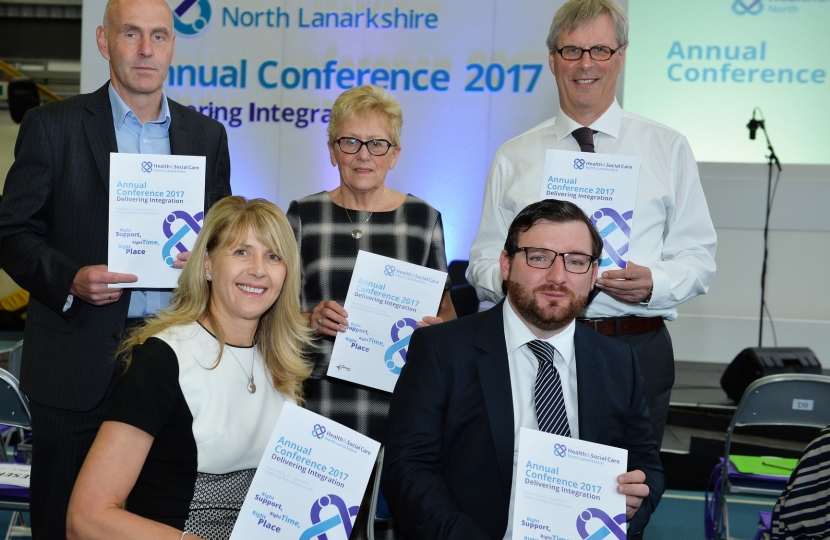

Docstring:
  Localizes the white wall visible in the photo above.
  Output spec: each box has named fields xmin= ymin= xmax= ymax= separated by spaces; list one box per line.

xmin=669 ymin=162 xmax=830 ymax=365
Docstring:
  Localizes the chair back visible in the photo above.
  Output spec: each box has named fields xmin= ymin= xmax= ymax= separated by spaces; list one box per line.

xmin=0 ymin=368 xmax=30 ymax=431
xmin=729 ymin=373 xmax=830 ymax=431
xmin=8 ymin=341 xmax=23 ymax=382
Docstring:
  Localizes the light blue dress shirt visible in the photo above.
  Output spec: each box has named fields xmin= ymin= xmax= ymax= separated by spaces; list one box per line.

xmin=108 ymin=84 xmax=175 ymax=318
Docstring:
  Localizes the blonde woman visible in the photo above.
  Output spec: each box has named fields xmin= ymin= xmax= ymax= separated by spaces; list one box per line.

xmin=67 ymin=197 xmax=313 ymax=540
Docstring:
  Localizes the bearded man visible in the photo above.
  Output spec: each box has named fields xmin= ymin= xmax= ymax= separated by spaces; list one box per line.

xmin=383 ymin=199 xmax=665 ymax=540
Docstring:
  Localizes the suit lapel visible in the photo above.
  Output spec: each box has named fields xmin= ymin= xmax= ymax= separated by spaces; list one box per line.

xmin=82 ymin=83 xmax=118 ymax=193
xmin=168 ymin=100 xmax=189 ymax=156
xmin=575 ymin=324 xmax=604 ymax=442
xmin=474 ymin=301 xmax=515 ymax=498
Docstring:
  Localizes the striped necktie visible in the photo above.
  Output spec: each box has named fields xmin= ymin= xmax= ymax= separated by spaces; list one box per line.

xmin=527 ymin=340 xmax=571 ymax=437
xmin=572 ymin=127 xmax=597 ymax=153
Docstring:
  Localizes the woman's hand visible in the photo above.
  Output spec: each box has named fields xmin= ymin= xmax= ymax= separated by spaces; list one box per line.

xmin=309 ymin=300 xmax=349 ymax=337
xmin=417 ymin=290 xmax=457 ymax=328
xmin=417 ymin=316 xmax=443 ymax=328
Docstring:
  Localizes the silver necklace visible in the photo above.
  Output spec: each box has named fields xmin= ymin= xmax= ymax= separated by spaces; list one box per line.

xmin=227 ymin=345 xmax=257 ymax=393
xmin=341 ymin=186 xmax=385 ymax=239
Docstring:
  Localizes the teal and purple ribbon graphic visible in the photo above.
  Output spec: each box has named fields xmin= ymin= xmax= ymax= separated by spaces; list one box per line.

xmin=576 ymin=508 xmax=626 ymax=540
xmin=383 ymin=318 xmax=418 ymax=375
xmin=298 ymin=494 xmax=358 ymax=540
xmin=590 ymin=208 xmax=633 ymax=269
xmin=162 ymin=210 xmax=203 ymax=267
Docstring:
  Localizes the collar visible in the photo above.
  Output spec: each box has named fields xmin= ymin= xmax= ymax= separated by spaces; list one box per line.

xmin=503 ymin=297 xmax=576 ymax=366
xmin=108 ymin=82 xmax=170 ymax=131
xmin=552 ymin=97 xmax=622 ymax=141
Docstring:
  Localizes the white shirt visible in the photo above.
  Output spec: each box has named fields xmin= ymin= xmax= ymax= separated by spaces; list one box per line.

xmin=158 ymin=323 xmax=290 ymax=473
xmin=467 ymin=99 xmax=717 ymax=320
xmin=502 ymin=298 xmax=578 ymax=540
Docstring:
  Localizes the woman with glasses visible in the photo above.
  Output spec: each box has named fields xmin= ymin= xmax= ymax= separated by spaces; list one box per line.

xmin=286 ymin=86 xmax=455 ymax=536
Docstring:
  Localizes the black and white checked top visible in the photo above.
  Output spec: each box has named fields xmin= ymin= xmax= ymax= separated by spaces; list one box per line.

xmin=286 ymin=191 xmax=449 ymax=442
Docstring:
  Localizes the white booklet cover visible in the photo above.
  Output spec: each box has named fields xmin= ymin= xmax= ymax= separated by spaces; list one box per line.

xmin=540 ymin=149 xmax=641 ymax=272
xmin=230 ymin=402 xmax=380 ymax=540
xmin=108 ymin=153 xmax=205 ymax=288
xmin=327 ymin=250 xmax=447 ymax=393
xmin=512 ymin=428 xmax=628 ymax=540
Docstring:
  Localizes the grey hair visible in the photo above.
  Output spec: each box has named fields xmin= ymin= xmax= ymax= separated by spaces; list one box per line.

xmin=546 ymin=0 xmax=629 ymax=51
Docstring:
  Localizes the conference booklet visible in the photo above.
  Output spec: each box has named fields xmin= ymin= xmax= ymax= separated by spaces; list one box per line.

xmin=230 ymin=402 xmax=380 ymax=540
xmin=107 ymin=153 xmax=206 ymax=288
xmin=539 ymin=149 xmax=641 ymax=272
xmin=327 ymin=250 xmax=447 ymax=393
xmin=512 ymin=428 xmax=628 ymax=540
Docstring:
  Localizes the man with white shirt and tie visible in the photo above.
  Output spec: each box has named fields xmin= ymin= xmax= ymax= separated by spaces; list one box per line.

xmin=384 ymin=199 xmax=664 ymax=540
xmin=466 ymin=0 xmax=717 ymax=448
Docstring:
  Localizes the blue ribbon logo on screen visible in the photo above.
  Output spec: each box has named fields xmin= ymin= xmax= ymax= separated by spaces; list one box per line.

xmin=576 ymin=508 xmax=626 ymax=540
xmin=384 ymin=265 xmax=396 ymax=276
xmin=173 ymin=0 xmax=212 ymax=35
xmin=298 ymin=494 xmax=359 ymax=540
xmin=590 ymin=208 xmax=633 ymax=269
xmin=732 ymin=0 xmax=763 ymax=15
xmin=141 ymin=161 xmax=153 ymax=173
xmin=573 ymin=158 xmax=586 ymax=170
xmin=311 ymin=424 xmax=326 ymax=439
xmin=553 ymin=443 xmax=568 ymax=458
xmin=383 ymin=318 xmax=418 ymax=374
xmin=161 ymin=210 xmax=204 ymax=267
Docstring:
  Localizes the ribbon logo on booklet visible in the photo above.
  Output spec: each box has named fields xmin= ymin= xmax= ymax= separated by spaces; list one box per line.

xmin=162 ymin=210 xmax=204 ymax=267
xmin=298 ymin=494 xmax=359 ymax=540
xmin=576 ymin=508 xmax=627 ymax=540
xmin=590 ymin=208 xmax=633 ymax=269
xmin=383 ymin=318 xmax=418 ymax=374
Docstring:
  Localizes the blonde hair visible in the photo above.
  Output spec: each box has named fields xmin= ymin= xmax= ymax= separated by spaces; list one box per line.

xmin=118 ymin=196 xmax=313 ymax=403
xmin=327 ymin=85 xmax=403 ymax=147
xmin=546 ymin=0 xmax=629 ymax=51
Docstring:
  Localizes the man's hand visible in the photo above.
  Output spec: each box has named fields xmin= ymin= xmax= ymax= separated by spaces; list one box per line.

xmin=617 ymin=469 xmax=649 ymax=519
xmin=595 ymin=261 xmax=653 ymax=304
xmin=172 ymin=251 xmax=190 ymax=270
xmin=70 ymin=265 xmax=137 ymax=306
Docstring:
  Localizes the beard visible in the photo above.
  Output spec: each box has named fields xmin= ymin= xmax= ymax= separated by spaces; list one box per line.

xmin=506 ymin=280 xmax=590 ymax=333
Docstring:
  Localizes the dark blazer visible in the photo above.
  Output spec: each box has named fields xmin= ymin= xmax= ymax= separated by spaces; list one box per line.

xmin=383 ymin=301 xmax=665 ymax=540
xmin=0 ymin=82 xmax=231 ymax=411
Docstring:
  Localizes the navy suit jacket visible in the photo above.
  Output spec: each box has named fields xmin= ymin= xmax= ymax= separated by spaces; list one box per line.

xmin=383 ymin=301 xmax=665 ymax=540
xmin=0 ymin=82 xmax=231 ymax=411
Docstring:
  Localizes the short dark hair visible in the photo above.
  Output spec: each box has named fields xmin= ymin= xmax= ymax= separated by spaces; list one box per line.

xmin=503 ymin=199 xmax=603 ymax=260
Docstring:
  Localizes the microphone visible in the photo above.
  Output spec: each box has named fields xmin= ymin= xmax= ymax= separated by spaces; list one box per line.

xmin=747 ymin=111 xmax=762 ymax=140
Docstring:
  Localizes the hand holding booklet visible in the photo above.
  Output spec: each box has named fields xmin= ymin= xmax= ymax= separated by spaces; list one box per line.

xmin=107 ymin=153 xmax=206 ymax=288
xmin=327 ymin=250 xmax=448 ymax=393
xmin=512 ymin=428 xmax=628 ymax=540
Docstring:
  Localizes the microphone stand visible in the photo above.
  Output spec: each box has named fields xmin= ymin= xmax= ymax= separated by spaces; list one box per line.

xmin=756 ymin=116 xmax=782 ymax=347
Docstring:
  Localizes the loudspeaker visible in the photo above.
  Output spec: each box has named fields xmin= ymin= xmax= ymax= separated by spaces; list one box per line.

xmin=720 ymin=347 xmax=822 ymax=402
xmin=8 ymin=77 xmax=40 ymax=124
